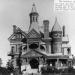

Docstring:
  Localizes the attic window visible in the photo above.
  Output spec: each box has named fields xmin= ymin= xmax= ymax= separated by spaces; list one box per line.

xmin=16 ymin=34 xmax=21 ymax=39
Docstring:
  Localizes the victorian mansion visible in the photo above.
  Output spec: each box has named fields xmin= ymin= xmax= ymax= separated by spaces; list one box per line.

xmin=8 ymin=4 xmax=73 ymax=72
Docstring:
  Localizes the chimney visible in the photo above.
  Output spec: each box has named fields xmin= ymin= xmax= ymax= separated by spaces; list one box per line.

xmin=62 ymin=25 xmax=65 ymax=37
xmin=13 ymin=25 xmax=16 ymax=33
xmin=43 ymin=20 xmax=49 ymax=38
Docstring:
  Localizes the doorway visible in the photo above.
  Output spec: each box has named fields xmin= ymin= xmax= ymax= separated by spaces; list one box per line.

xmin=29 ymin=58 xmax=39 ymax=69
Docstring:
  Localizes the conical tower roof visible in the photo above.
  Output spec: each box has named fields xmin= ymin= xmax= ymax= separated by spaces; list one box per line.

xmin=52 ymin=17 xmax=62 ymax=32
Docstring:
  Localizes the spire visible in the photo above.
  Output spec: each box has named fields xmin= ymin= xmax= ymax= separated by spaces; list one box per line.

xmin=28 ymin=3 xmax=39 ymax=33
xmin=31 ymin=3 xmax=37 ymax=13
xmin=52 ymin=17 xmax=62 ymax=32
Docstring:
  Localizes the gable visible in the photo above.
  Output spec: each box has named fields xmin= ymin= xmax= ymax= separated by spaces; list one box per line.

xmin=27 ymin=29 xmax=41 ymax=38
xmin=8 ymin=30 xmax=27 ymax=41
xmin=22 ymin=50 xmax=43 ymax=58
xmin=17 ymin=27 xmax=27 ymax=38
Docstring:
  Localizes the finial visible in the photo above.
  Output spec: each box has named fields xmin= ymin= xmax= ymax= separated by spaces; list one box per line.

xmin=31 ymin=3 xmax=37 ymax=13
xmin=33 ymin=3 xmax=35 ymax=6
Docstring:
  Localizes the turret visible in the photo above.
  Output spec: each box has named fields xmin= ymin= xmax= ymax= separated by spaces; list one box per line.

xmin=29 ymin=3 xmax=39 ymax=24
xmin=28 ymin=3 xmax=39 ymax=33
xmin=51 ymin=17 xmax=62 ymax=54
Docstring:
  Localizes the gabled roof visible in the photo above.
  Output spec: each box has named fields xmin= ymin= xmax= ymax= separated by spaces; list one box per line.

xmin=21 ymin=50 xmax=45 ymax=58
xmin=52 ymin=17 xmax=62 ymax=32
xmin=27 ymin=29 xmax=41 ymax=38
xmin=8 ymin=27 xmax=27 ymax=41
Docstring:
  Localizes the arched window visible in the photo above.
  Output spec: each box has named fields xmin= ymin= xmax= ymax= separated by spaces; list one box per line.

xmin=67 ymin=48 xmax=70 ymax=54
xmin=11 ymin=46 xmax=14 ymax=53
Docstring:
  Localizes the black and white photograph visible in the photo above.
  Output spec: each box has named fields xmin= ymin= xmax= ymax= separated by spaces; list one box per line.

xmin=0 ymin=0 xmax=75 ymax=75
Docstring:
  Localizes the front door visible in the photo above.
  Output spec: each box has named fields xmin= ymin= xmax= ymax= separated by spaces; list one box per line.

xmin=29 ymin=58 xmax=39 ymax=69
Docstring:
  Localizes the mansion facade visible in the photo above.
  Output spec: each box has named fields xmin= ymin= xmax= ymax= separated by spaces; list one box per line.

xmin=8 ymin=4 xmax=73 ymax=72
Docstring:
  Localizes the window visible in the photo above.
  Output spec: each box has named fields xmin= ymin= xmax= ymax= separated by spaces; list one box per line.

xmin=67 ymin=48 xmax=70 ymax=54
xmin=11 ymin=46 xmax=14 ymax=53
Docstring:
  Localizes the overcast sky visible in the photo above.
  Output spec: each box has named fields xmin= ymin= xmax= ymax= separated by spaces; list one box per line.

xmin=0 ymin=0 xmax=75 ymax=66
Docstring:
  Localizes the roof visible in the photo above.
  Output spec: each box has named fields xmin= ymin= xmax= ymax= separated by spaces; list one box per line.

xmin=62 ymin=43 xmax=71 ymax=48
xmin=28 ymin=22 xmax=40 ymax=33
xmin=31 ymin=3 xmax=37 ymax=13
xmin=52 ymin=17 xmax=62 ymax=32
xmin=22 ymin=49 xmax=69 ymax=59
xmin=8 ymin=27 xmax=27 ymax=41
xmin=62 ymin=35 xmax=69 ymax=43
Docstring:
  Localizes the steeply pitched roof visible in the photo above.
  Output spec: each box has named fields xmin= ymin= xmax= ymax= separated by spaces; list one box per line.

xmin=8 ymin=27 xmax=27 ymax=41
xmin=28 ymin=22 xmax=40 ymax=33
xmin=52 ymin=17 xmax=62 ymax=32
xmin=27 ymin=29 xmax=41 ymax=38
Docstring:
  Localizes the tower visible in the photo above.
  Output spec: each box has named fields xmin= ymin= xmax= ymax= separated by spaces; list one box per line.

xmin=51 ymin=17 xmax=62 ymax=54
xmin=28 ymin=3 xmax=39 ymax=33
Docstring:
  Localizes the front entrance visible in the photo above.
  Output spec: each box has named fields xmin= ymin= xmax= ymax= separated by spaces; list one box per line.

xmin=29 ymin=58 xmax=39 ymax=69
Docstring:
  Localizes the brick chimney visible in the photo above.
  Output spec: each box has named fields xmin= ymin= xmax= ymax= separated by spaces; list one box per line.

xmin=43 ymin=20 xmax=49 ymax=38
xmin=13 ymin=25 xmax=17 ymax=33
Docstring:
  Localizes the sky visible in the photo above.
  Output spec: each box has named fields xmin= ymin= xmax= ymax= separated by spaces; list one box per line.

xmin=0 ymin=0 xmax=75 ymax=66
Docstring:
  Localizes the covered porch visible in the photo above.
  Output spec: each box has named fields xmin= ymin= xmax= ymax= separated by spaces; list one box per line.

xmin=46 ymin=55 xmax=69 ymax=69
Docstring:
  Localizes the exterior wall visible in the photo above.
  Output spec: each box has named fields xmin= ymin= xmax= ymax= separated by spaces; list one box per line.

xmin=63 ymin=48 xmax=68 ymax=55
xmin=52 ymin=42 xmax=62 ymax=53
xmin=13 ymin=55 xmax=18 ymax=68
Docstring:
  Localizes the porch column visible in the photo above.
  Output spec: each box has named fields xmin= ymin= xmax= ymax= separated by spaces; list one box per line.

xmin=56 ymin=58 xmax=59 ymax=69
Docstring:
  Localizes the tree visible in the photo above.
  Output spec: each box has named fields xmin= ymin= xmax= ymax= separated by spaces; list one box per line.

xmin=6 ymin=60 xmax=14 ymax=73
